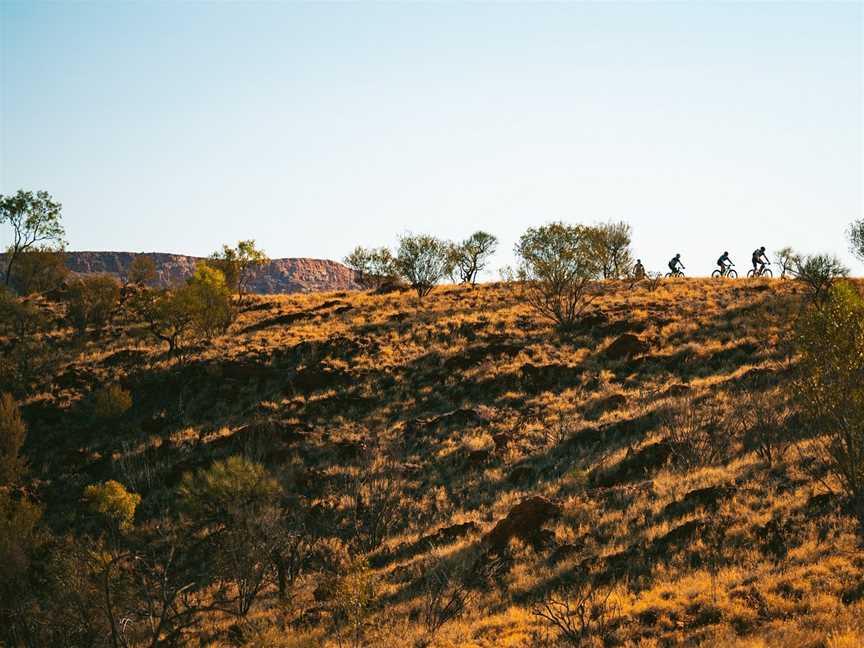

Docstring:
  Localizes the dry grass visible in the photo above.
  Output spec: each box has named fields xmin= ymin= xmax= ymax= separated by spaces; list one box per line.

xmin=13 ymin=278 xmax=864 ymax=647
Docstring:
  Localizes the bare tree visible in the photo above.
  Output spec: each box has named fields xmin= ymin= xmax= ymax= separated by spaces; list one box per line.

xmin=531 ymin=574 xmax=624 ymax=646
xmin=447 ymin=231 xmax=498 ymax=286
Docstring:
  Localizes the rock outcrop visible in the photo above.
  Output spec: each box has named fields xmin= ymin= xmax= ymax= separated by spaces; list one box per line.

xmin=61 ymin=251 xmax=359 ymax=294
xmin=484 ymin=496 xmax=562 ymax=553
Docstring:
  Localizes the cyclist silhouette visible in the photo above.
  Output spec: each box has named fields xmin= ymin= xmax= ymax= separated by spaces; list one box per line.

xmin=752 ymin=247 xmax=770 ymax=275
xmin=668 ymin=254 xmax=685 ymax=275
xmin=633 ymin=259 xmax=646 ymax=279
xmin=717 ymin=251 xmax=733 ymax=273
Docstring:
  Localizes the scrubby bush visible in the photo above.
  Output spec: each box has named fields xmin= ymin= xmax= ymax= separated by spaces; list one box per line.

xmin=419 ymin=553 xmax=476 ymax=640
xmin=735 ymin=388 xmax=793 ymax=467
xmin=0 ymin=288 xmax=45 ymax=340
xmin=774 ymin=246 xmax=799 ymax=278
xmin=92 ymin=384 xmax=132 ymax=420
xmin=186 ymin=264 xmax=234 ymax=338
xmin=794 ymin=254 xmax=848 ymax=303
xmin=0 ymin=393 xmax=26 ymax=486
xmin=83 ymin=480 xmax=141 ymax=533
xmin=332 ymin=557 xmax=377 ymax=648
xmin=179 ymin=455 xmax=286 ymax=615
xmin=8 ymin=247 xmax=68 ymax=295
xmin=133 ymin=265 xmax=234 ymax=359
xmin=588 ymin=220 xmax=633 ymax=280
xmin=796 ymin=281 xmax=864 ymax=519
xmin=531 ymin=571 xmax=625 ymax=646
xmin=125 ymin=254 xmax=157 ymax=286
xmin=664 ymin=396 xmax=730 ymax=468
xmin=514 ymin=222 xmax=601 ymax=329
xmin=209 ymin=240 xmax=268 ymax=298
xmin=848 ymin=219 xmax=864 ymax=262
xmin=396 ymin=234 xmax=450 ymax=301
xmin=65 ymin=275 xmax=120 ymax=333
xmin=344 ymin=246 xmax=398 ymax=291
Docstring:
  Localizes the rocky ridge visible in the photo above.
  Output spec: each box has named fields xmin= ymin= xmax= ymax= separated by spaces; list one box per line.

xmin=62 ymin=251 xmax=359 ymax=294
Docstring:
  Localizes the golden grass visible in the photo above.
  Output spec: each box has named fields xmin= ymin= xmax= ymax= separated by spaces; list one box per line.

xmin=14 ymin=278 xmax=864 ymax=647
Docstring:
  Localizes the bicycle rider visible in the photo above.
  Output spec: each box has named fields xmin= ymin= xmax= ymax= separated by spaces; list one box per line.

xmin=668 ymin=254 xmax=685 ymax=275
xmin=752 ymin=246 xmax=770 ymax=276
xmin=717 ymin=251 xmax=734 ymax=276
xmin=633 ymin=259 xmax=646 ymax=279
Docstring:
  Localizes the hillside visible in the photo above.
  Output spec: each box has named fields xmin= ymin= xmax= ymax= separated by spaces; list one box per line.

xmin=62 ymin=251 xmax=359 ymax=293
xmin=7 ymin=279 xmax=864 ymax=647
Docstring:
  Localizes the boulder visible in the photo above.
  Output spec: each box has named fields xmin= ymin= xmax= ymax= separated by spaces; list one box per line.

xmin=665 ymin=383 xmax=692 ymax=398
xmin=466 ymin=448 xmax=492 ymax=467
xmin=590 ymin=440 xmax=674 ymax=488
xmin=548 ymin=542 xmax=581 ymax=565
xmin=661 ymin=484 xmax=735 ymax=520
xmin=483 ymin=496 xmax=562 ymax=553
xmin=506 ymin=463 xmax=535 ymax=484
xmin=604 ymin=333 xmax=650 ymax=360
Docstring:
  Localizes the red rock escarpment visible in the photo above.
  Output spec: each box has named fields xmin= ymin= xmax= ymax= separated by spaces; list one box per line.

xmin=62 ymin=251 xmax=359 ymax=294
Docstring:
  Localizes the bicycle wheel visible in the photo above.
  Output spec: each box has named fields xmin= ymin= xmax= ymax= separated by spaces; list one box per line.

xmin=762 ymin=268 xmax=772 ymax=278
xmin=746 ymin=269 xmax=756 ymax=278
xmin=727 ymin=269 xmax=738 ymax=279
xmin=711 ymin=270 xmax=721 ymax=278
xmin=664 ymin=272 xmax=673 ymax=278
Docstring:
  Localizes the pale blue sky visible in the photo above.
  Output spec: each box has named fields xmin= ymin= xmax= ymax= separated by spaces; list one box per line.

xmin=1 ymin=1 xmax=862 ymax=277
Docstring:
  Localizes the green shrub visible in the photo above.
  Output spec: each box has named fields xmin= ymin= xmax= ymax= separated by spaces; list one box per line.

xmin=0 ymin=288 xmax=45 ymax=340
xmin=66 ymin=275 xmax=120 ymax=333
xmin=0 ymin=393 xmax=26 ymax=486
xmin=83 ymin=480 xmax=141 ymax=532
xmin=514 ymin=222 xmax=602 ymax=329
xmin=395 ymin=234 xmax=450 ymax=301
xmin=343 ymin=246 xmax=398 ymax=290
xmin=796 ymin=281 xmax=864 ymax=519
xmin=8 ymin=247 xmax=68 ymax=295
xmin=92 ymin=384 xmax=132 ymax=420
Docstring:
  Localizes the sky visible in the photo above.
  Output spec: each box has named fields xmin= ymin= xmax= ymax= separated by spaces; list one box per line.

xmin=1 ymin=1 xmax=862 ymax=278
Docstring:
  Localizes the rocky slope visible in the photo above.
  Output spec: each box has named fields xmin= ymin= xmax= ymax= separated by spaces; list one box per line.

xmin=63 ymin=251 xmax=359 ymax=293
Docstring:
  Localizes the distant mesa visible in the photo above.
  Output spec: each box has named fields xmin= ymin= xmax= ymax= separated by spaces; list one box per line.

xmin=62 ymin=251 xmax=359 ymax=294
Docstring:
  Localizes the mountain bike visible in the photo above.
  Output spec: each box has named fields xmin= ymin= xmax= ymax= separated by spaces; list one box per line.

xmin=747 ymin=265 xmax=773 ymax=278
xmin=664 ymin=268 xmax=685 ymax=278
xmin=711 ymin=265 xmax=737 ymax=279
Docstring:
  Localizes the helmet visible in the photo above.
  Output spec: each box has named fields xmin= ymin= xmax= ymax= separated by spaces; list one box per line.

xmin=636 ymin=259 xmax=641 ymax=263
xmin=724 ymin=251 xmax=728 ymax=255
xmin=760 ymin=246 xmax=766 ymax=251
xmin=675 ymin=253 xmax=680 ymax=258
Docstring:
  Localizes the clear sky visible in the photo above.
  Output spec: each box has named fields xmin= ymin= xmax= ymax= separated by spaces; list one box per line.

xmin=1 ymin=1 xmax=862 ymax=277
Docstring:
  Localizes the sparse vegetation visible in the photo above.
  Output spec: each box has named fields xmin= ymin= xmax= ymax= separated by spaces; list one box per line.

xmin=4 ymin=257 xmax=864 ymax=647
